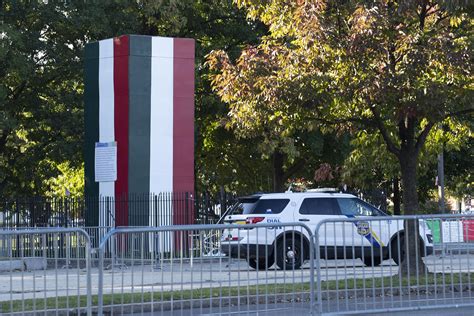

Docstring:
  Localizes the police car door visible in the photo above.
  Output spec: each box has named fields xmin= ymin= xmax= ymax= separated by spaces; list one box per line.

xmin=296 ymin=197 xmax=342 ymax=258
xmin=336 ymin=198 xmax=389 ymax=258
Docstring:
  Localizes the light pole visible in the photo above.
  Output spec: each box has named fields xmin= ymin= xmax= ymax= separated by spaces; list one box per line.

xmin=437 ymin=151 xmax=445 ymax=213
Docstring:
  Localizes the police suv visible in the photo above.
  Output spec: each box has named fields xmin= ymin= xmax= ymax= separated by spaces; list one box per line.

xmin=220 ymin=190 xmax=434 ymax=270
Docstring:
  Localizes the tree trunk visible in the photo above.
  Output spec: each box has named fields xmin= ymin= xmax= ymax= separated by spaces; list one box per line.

xmin=393 ymin=177 xmax=401 ymax=215
xmin=272 ymin=151 xmax=285 ymax=192
xmin=399 ymin=151 xmax=428 ymax=275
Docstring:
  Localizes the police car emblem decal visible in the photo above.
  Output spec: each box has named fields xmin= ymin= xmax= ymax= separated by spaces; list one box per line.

xmin=345 ymin=215 xmax=384 ymax=247
xmin=356 ymin=221 xmax=370 ymax=236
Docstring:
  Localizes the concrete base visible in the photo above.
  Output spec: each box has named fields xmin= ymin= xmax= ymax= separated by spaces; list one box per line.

xmin=0 ymin=257 xmax=47 ymax=272
xmin=24 ymin=257 xmax=47 ymax=270
xmin=0 ymin=259 xmax=24 ymax=272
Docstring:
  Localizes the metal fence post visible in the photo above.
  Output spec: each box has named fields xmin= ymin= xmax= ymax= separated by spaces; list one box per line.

xmin=1 ymin=228 xmax=92 ymax=315
xmin=84 ymin=230 xmax=93 ymax=316
xmin=98 ymin=244 xmax=105 ymax=316
xmin=314 ymin=225 xmax=322 ymax=315
xmin=309 ymin=227 xmax=315 ymax=315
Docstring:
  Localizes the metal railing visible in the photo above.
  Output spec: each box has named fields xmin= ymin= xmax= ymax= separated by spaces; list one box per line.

xmin=0 ymin=228 xmax=92 ymax=315
xmin=96 ymin=223 xmax=315 ymax=315
xmin=313 ymin=214 xmax=474 ymax=315
xmin=3 ymin=214 xmax=474 ymax=315
xmin=0 ymin=192 xmax=237 ymax=229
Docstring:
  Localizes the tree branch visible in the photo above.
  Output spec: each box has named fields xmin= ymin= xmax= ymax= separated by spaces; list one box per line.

xmin=6 ymin=81 xmax=27 ymax=101
xmin=308 ymin=107 xmax=377 ymax=127
xmin=434 ymin=12 xmax=450 ymax=26
xmin=371 ymin=107 xmax=401 ymax=157
xmin=445 ymin=108 xmax=474 ymax=119
xmin=419 ymin=0 xmax=429 ymax=30
xmin=0 ymin=129 xmax=10 ymax=153
xmin=415 ymin=121 xmax=435 ymax=155
xmin=311 ymin=116 xmax=376 ymax=126
xmin=283 ymin=158 xmax=306 ymax=180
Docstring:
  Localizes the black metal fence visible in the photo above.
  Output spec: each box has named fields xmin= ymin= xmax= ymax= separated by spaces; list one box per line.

xmin=0 ymin=192 xmax=237 ymax=229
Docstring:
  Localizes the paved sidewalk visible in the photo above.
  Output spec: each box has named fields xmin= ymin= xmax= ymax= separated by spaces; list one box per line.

xmin=128 ymin=294 xmax=474 ymax=315
xmin=131 ymin=304 xmax=474 ymax=315
xmin=370 ymin=306 xmax=474 ymax=316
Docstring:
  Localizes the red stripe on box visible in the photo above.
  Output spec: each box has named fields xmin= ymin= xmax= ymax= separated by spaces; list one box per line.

xmin=114 ymin=35 xmax=129 ymax=227
xmin=173 ymin=38 xmax=195 ymax=225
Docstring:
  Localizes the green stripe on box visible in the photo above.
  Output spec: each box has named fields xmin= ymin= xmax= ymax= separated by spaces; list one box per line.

xmin=84 ymin=41 xmax=100 ymax=227
xmin=128 ymin=35 xmax=152 ymax=226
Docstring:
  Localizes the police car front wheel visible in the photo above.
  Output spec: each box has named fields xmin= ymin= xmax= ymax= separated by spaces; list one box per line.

xmin=275 ymin=238 xmax=305 ymax=270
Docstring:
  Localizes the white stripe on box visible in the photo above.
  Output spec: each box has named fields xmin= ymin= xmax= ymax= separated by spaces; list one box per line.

xmin=150 ymin=37 xmax=174 ymax=232
xmin=98 ymin=38 xmax=115 ymax=226
xmin=150 ymin=37 xmax=174 ymax=194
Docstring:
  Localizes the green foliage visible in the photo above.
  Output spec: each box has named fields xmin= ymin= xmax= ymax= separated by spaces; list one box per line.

xmin=210 ymin=0 xmax=473 ymax=212
xmin=44 ymin=162 xmax=84 ymax=198
xmin=343 ymin=120 xmax=472 ymax=203
xmin=0 ymin=1 xmax=141 ymax=196
xmin=444 ymin=129 xmax=474 ymax=198
xmin=206 ymin=5 xmax=353 ymax=191
xmin=343 ymin=131 xmax=399 ymax=191
xmin=1 ymin=0 xmax=471 ymax=201
xmin=0 ymin=0 xmax=272 ymax=196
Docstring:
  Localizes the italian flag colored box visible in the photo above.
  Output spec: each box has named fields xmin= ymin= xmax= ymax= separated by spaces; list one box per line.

xmin=84 ymin=35 xmax=195 ymax=227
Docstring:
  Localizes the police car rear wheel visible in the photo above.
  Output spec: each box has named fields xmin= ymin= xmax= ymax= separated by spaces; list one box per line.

xmin=248 ymin=256 xmax=274 ymax=270
xmin=276 ymin=238 xmax=304 ymax=270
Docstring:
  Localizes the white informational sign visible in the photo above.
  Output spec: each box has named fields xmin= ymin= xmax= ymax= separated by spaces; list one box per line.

xmin=442 ymin=221 xmax=464 ymax=243
xmin=95 ymin=142 xmax=117 ymax=182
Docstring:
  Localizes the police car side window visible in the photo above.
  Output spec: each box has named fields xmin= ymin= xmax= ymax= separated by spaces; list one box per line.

xmin=299 ymin=198 xmax=340 ymax=215
xmin=337 ymin=198 xmax=378 ymax=216
xmin=252 ymin=199 xmax=290 ymax=214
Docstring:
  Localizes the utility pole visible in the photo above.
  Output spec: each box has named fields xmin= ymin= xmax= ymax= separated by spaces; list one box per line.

xmin=437 ymin=131 xmax=446 ymax=256
xmin=437 ymin=151 xmax=445 ymax=213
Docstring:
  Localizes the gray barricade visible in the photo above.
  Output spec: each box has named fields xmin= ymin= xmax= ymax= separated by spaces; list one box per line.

xmin=5 ymin=214 xmax=474 ymax=315
xmin=313 ymin=214 xmax=474 ymax=315
xmin=96 ymin=223 xmax=315 ymax=315
xmin=0 ymin=228 xmax=92 ymax=315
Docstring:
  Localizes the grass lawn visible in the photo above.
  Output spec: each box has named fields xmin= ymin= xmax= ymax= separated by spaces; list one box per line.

xmin=3 ymin=272 xmax=473 ymax=313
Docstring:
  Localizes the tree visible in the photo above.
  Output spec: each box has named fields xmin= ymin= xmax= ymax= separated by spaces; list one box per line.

xmin=446 ymin=149 xmax=473 ymax=201
xmin=209 ymin=0 xmax=473 ymax=273
xmin=443 ymin=122 xmax=473 ymax=200
xmin=45 ymin=162 xmax=84 ymax=198
xmin=0 ymin=1 xmax=141 ymax=196
xmin=343 ymin=118 xmax=472 ymax=214
xmin=342 ymin=131 xmax=400 ymax=212
xmin=143 ymin=0 xmax=347 ymax=193
xmin=0 ymin=0 xmax=273 ymax=197
xmin=207 ymin=26 xmax=352 ymax=191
